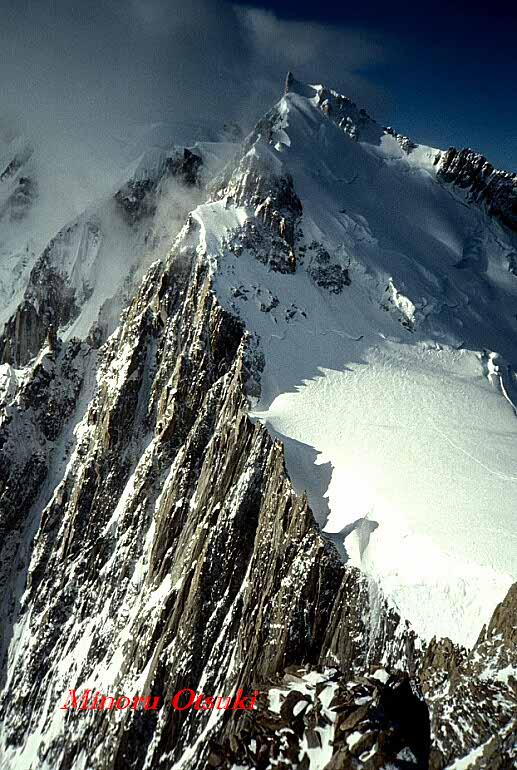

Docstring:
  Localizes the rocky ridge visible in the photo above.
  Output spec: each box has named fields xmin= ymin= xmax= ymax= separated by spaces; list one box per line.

xmin=210 ymin=667 xmax=430 ymax=770
xmin=0 ymin=207 xmax=514 ymax=770
xmin=0 ymin=79 xmax=516 ymax=770
xmin=436 ymin=147 xmax=517 ymax=234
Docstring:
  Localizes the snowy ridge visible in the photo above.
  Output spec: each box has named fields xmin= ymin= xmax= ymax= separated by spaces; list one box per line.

xmin=179 ymin=80 xmax=517 ymax=647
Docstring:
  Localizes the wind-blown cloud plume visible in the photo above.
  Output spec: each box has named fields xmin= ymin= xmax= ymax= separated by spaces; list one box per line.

xmin=0 ymin=0 xmax=386 ymax=164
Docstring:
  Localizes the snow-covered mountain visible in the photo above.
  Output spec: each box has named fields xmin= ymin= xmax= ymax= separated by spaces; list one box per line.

xmin=0 ymin=75 xmax=515 ymax=770
xmin=207 ymin=77 xmax=517 ymax=648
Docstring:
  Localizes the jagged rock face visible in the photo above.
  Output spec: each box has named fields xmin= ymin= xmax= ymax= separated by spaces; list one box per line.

xmin=383 ymin=127 xmax=418 ymax=154
xmin=284 ymin=73 xmax=382 ymax=144
xmin=420 ymin=584 xmax=517 ymax=770
xmin=0 ymin=237 xmax=82 ymax=366
xmin=314 ymin=89 xmax=380 ymax=144
xmin=0 ymin=245 xmax=355 ymax=769
xmin=478 ymin=581 xmax=517 ymax=656
xmin=0 ymin=214 xmax=101 ymax=366
xmin=436 ymin=147 xmax=517 ymax=233
xmin=213 ymin=146 xmax=302 ymax=274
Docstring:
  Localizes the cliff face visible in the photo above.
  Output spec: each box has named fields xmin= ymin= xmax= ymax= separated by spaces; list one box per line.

xmin=0 ymin=243 xmax=364 ymax=768
xmin=1 ymin=234 xmax=515 ymax=770
xmin=0 ymin=80 xmax=516 ymax=770
xmin=0 ymin=228 xmax=401 ymax=765
xmin=0 ymin=336 xmax=94 ymax=679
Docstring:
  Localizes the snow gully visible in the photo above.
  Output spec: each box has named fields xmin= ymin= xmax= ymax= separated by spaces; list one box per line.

xmin=59 ymin=689 xmax=260 ymax=712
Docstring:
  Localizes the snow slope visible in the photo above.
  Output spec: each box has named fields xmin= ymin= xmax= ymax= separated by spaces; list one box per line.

xmin=190 ymin=81 xmax=517 ymax=647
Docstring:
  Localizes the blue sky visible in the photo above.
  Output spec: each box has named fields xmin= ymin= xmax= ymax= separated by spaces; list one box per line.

xmin=235 ymin=0 xmax=517 ymax=170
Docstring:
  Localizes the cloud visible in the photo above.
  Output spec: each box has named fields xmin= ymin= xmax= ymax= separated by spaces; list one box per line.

xmin=237 ymin=6 xmax=389 ymax=120
xmin=0 ymin=0 xmax=388 ymax=217
xmin=1 ymin=0 xmax=387 ymax=127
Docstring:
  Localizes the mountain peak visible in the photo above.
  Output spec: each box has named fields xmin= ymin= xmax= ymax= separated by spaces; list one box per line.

xmin=280 ymin=72 xmax=384 ymax=146
xmin=283 ymin=71 xmax=316 ymax=99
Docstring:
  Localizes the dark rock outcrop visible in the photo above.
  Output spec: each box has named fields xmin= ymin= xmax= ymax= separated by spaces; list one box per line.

xmin=384 ymin=126 xmax=418 ymax=154
xmin=212 ymin=667 xmax=430 ymax=770
xmin=116 ymin=148 xmax=203 ymax=225
xmin=0 ymin=219 xmax=99 ymax=366
xmin=421 ymin=583 xmax=517 ymax=770
xmin=0 ymin=338 xmax=93 ymax=679
xmin=213 ymin=138 xmax=302 ymax=274
xmin=436 ymin=147 xmax=517 ymax=233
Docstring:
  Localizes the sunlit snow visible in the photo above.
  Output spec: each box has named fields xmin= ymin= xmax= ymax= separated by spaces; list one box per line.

xmin=203 ymin=83 xmax=517 ymax=647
